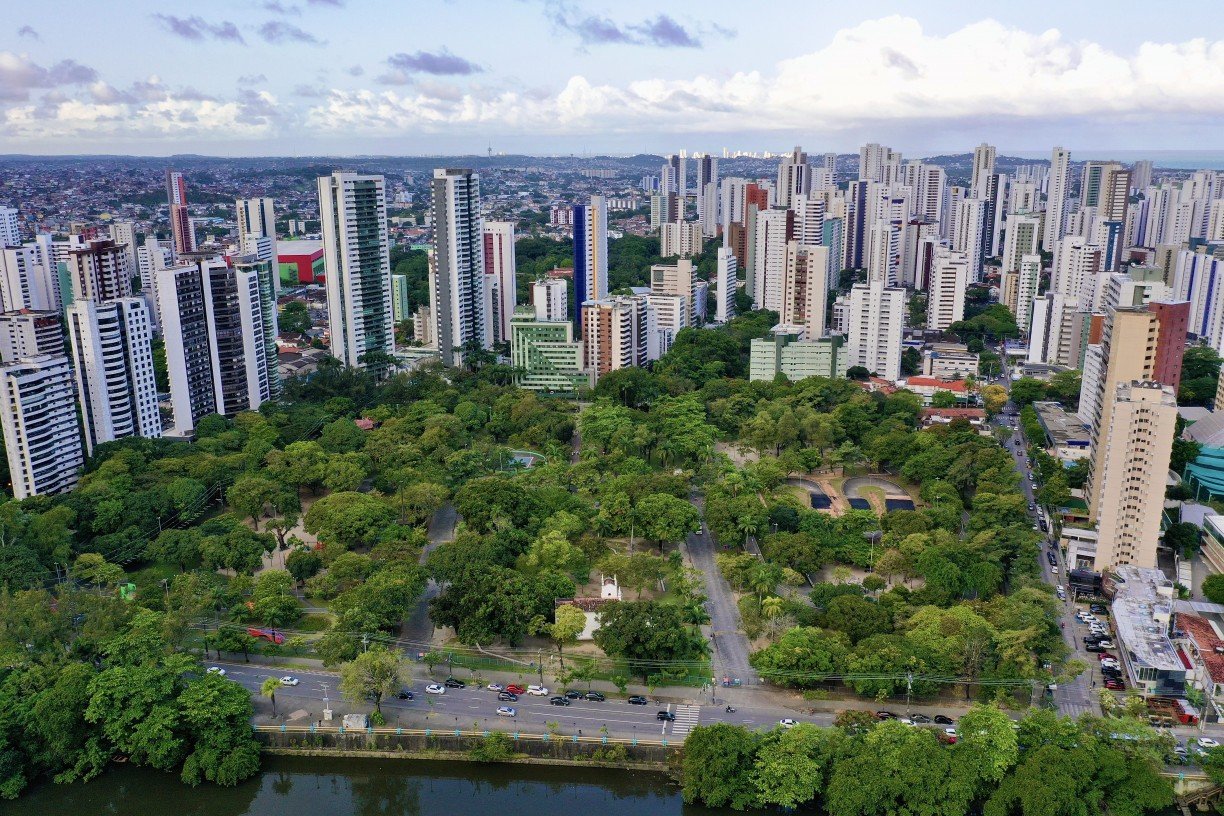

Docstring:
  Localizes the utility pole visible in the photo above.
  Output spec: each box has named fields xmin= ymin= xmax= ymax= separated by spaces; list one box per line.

xmin=905 ymin=672 xmax=913 ymax=716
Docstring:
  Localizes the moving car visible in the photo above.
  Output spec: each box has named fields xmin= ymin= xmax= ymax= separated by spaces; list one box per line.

xmin=396 ymin=689 xmax=414 ymax=700
xmin=876 ymin=711 xmax=898 ymax=720
xmin=627 ymin=696 xmax=648 ymax=705
xmin=280 ymin=676 xmax=299 ymax=686
xmin=657 ymin=710 xmax=676 ymax=721
xmin=444 ymin=678 xmax=466 ymax=689
xmin=779 ymin=719 xmax=796 ymax=728
xmin=425 ymin=684 xmax=445 ymax=695
xmin=497 ymin=692 xmax=518 ymax=702
xmin=549 ymin=696 xmax=570 ymax=706
xmin=910 ymin=713 xmax=932 ymax=724
xmin=526 ymin=685 xmax=548 ymax=696
xmin=563 ymin=690 xmax=582 ymax=700
xmin=585 ymin=691 xmax=606 ymax=702
xmin=206 ymin=667 xmax=226 ymax=676
xmin=496 ymin=706 xmax=516 ymax=717
xmin=933 ymin=715 xmax=954 ymax=725
xmin=1105 ymin=680 xmax=1125 ymax=690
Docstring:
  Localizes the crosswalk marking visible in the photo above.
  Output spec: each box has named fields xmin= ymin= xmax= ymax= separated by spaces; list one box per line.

xmin=670 ymin=704 xmax=701 ymax=739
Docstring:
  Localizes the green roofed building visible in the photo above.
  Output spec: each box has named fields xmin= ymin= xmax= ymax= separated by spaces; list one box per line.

xmin=510 ymin=308 xmax=586 ymax=393
xmin=749 ymin=324 xmax=847 ymax=382
xmin=391 ymin=273 xmax=409 ymax=322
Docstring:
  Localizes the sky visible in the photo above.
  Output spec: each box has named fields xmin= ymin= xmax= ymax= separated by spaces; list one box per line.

xmin=1 ymin=0 xmax=1223 ymax=157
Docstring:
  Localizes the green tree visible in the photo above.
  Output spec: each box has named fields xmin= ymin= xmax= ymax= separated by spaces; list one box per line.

xmin=751 ymin=723 xmax=842 ymax=810
xmin=260 ymin=676 xmax=280 ymax=718
xmin=177 ymin=673 xmax=262 ymax=787
xmin=681 ymin=723 xmax=761 ymax=809
xmin=278 ymin=300 xmax=312 ymax=333
xmin=303 ymin=491 xmax=395 ymax=553
xmin=593 ymin=600 xmax=706 ymax=681
xmin=750 ymin=626 xmax=850 ymax=687
xmin=285 ymin=549 xmax=323 ymax=585
xmin=1009 ymin=378 xmax=1047 ymax=407
xmin=550 ymin=603 xmax=587 ymax=669
xmin=636 ymin=493 xmax=700 ymax=552
xmin=956 ymin=703 xmax=1020 ymax=790
xmin=339 ymin=646 xmax=401 ymax=714
xmin=1203 ymin=573 xmax=1224 ymax=604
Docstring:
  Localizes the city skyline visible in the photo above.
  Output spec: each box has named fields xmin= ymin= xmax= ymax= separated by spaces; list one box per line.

xmin=1 ymin=1 xmax=1223 ymax=156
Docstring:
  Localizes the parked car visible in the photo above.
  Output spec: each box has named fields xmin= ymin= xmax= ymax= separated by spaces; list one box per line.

xmin=1090 ymin=604 xmax=1109 ymax=615
xmin=1105 ymin=680 xmax=1126 ymax=690
xmin=506 ymin=685 xmax=526 ymax=695
xmin=627 ymin=695 xmax=648 ymax=705
xmin=496 ymin=706 xmax=516 ymax=717
xmin=396 ymin=689 xmax=415 ymax=700
xmin=778 ymin=718 xmax=796 ymax=728
xmin=876 ymin=711 xmax=898 ymax=720
xmin=563 ymin=690 xmax=582 ymax=700
xmin=1199 ymin=737 xmax=1220 ymax=749
xmin=910 ymin=713 xmax=932 ymax=724
xmin=526 ymin=685 xmax=548 ymax=696
xmin=425 ymin=684 xmax=445 ymax=695
xmin=549 ymin=696 xmax=570 ymax=706
xmin=585 ymin=691 xmax=606 ymax=702
xmin=657 ymin=711 xmax=676 ymax=721
xmin=1097 ymin=640 xmax=1115 ymax=649
xmin=487 ymin=683 xmax=505 ymax=692
xmin=497 ymin=691 xmax=519 ymax=702
xmin=1086 ymin=644 xmax=1106 ymax=653
xmin=444 ymin=678 xmax=466 ymax=689
xmin=206 ymin=667 xmax=226 ymax=676
xmin=933 ymin=715 xmax=954 ymax=725
xmin=280 ymin=676 xmax=299 ymax=686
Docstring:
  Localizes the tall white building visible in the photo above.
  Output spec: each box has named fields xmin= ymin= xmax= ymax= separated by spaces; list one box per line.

xmin=951 ymin=198 xmax=988 ymax=281
xmin=1015 ymin=254 xmax=1041 ymax=333
xmin=775 ymin=146 xmax=810 ymax=210
xmin=971 ymin=143 xmax=997 ymax=199
xmin=715 ymin=247 xmax=737 ymax=323
xmin=752 ymin=208 xmax=792 ymax=312
xmin=0 ymin=310 xmax=63 ymax=362
xmin=859 ymin=143 xmax=898 ymax=184
xmin=865 ymin=219 xmax=901 ymax=286
xmin=68 ymin=238 xmax=131 ymax=302
xmin=532 ymin=278 xmax=567 ymax=322
xmin=429 ymin=168 xmax=487 ymax=367
xmin=482 ymin=221 xmax=517 ymax=346
xmin=0 ymin=355 xmax=83 ymax=499
xmin=847 ymin=280 xmax=906 ymax=381
xmin=109 ymin=221 xmax=138 ymax=275
xmin=644 ymin=293 xmax=689 ymax=360
xmin=0 ymin=245 xmax=58 ymax=311
xmin=319 ymin=172 xmax=394 ymax=371
xmin=66 ymin=297 xmax=161 ymax=454
xmin=1043 ymin=146 xmax=1071 ymax=252
xmin=926 ymin=249 xmax=969 ymax=331
xmin=1053 ymin=236 xmax=1103 ymax=302
xmin=582 ymin=296 xmax=648 ymax=381
xmin=0 ymin=206 xmax=19 ymax=247
xmin=660 ymin=221 xmax=703 ymax=258
xmin=1002 ymin=212 xmax=1041 ymax=273
xmin=236 ymin=198 xmax=279 ymax=281
xmin=780 ymin=242 xmax=829 ymax=338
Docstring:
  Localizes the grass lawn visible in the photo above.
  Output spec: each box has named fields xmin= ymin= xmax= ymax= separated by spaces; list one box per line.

xmin=296 ymin=613 xmax=332 ymax=633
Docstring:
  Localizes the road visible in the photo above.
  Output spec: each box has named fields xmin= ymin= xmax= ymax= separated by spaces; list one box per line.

xmin=685 ymin=493 xmax=757 ymax=687
xmin=400 ymin=503 xmax=457 ymax=644
xmin=991 ymin=363 xmax=1095 ymax=718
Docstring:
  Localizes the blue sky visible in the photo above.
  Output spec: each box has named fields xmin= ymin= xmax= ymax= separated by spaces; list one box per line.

xmin=2 ymin=0 xmax=1223 ymax=156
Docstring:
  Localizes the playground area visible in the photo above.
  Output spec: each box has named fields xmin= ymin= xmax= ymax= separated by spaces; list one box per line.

xmin=787 ymin=474 xmax=920 ymax=517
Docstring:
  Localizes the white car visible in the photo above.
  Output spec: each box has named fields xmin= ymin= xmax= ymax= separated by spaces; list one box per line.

xmin=206 ymin=666 xmax=226 ymax=676
xmin=496 ymin=706 xmax=517 ymax=717
xmin=945 ymin=727 xmax=958 ymax=738
xmin=1198 ymin=737 xmax=1220 ymax=749
xmin=280 ymin=676 xmax=299 ymax=686
xmin=526 ymin=685 xmax=548 ymax=696
xmin=487 ymin=683 xmax=505 ymax=692
xmin=778 ymin=718 xmax=796 ymax=728
xmin=425 ymin=684 xmax=446 ymax=695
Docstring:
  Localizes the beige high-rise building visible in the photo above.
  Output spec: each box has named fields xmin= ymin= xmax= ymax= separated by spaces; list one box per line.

xmin=779 ymin=242 xmax=829 ymax=338
xmin=926 ymin=249 xmax=968 ymax=331
xmin=1000 ymin=271 xmax=1019 ymax=315
xmin=651 ymin=259 xmax=695 ymax=322
xmin=1084 ymin=307 xmax=1160 ymax=522
xmin=1091 ymin=381 xmax=1177 ymax=570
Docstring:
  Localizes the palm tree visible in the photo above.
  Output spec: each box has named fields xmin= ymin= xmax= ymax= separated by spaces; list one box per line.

xmin=261 ymin=676 xmax=280 ymax=719
xmin=748 ymin=562 xmax=782 ymax=611
xmin=761 ymin=596 xmax=784 ymax=619
xmin=736 ymin=515 xmax=761 ymax=548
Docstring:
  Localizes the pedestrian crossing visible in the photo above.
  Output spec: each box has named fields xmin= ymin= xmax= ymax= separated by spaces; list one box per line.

xmin=670 ymin=704 xmax=701 ymax=739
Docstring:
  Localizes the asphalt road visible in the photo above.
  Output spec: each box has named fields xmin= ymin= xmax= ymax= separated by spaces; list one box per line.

xmin=400 ymin=503 xmax=456 ymax=644
xmin=685 ymin=493 xmax=757 ymax=686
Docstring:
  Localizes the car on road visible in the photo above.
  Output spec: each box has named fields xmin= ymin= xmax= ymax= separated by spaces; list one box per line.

xmin=657 ymin=711 xmax=676 ymax=721
xmin=933 ymin=715 xmax=954 ymax=725
xmin=1028 ymin=503 xmax=1035 ymax=511
xmin=1199 ymin=737 xmax=1220 ymax=749
xmin=1051 ymin=566 xmax=1058 ymax=575
xmin=910 ymin=713 xmax=932 ymax=724
xmin=779 ymin=718 xmax=796 ymax=728
xmin=444 ymin=678 xmax=466 ymax=689
xmin=526 ymin=685 xmax=548 ymax=696
xmin=506 ymin=684 xmax=526 ymax=695
xmin=206 ymin=667 xmax=226 ymax=676
xmin=549 ymin=696 xmax=570 ymax=706
xmin=497 ymin=692 xmax=518 ymax=702
xmin=627 ymin=696 xmax=648 ymax=705
xmin=280 ymin=676 xmax=299 ymax=686
xmin=487 ymin=683 xmax=505 ymax=692
xmin=396 ymin=689 xmax=414 ymax=700
xmin=876 ymin=711 xmax=898 ymax=720
xmin=1105 ymin=680 xmax=1125 ymax=690
xmin=425 ymin=684 xmax=445 ymax=695
xmin=496 ymin=706 xmax=516 ymax=717
xmin=585 ymin=691 xmax=606 ymax=702
xmin=563 ymin=690 xmax=582 ymax=700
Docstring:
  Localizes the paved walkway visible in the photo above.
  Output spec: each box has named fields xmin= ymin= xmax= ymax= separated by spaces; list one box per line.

xmin=686 ymin=493 xmax=757 ymax=685
xmin=400 ymin=503 xmax=457 ymax=645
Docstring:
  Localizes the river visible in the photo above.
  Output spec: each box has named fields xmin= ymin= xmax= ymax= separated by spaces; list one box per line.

xmin=8 ymin=756 xmax=748 ymax=815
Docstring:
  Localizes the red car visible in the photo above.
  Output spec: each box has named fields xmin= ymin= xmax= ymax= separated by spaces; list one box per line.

xmin=505 ymin=684 xmax=526 ymax=695
xmin=1104 ymin=679 xmax=1125 ymax=690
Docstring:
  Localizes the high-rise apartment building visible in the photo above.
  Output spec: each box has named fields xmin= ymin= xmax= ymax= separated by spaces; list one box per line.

xmin=752 ymin=208 xmax=794 ymax=312
xmin=156 ymin=262 xmax=214 ymax=433
xmin=660 ymin=221 xmax=703 ymax=259
xmin=0 ymin=206 xmax=19 ymax=247
xmin=1053 ymin=236 xmax=1103 ymax=301
xmin=696 ymin=154 xmax=719 ymax=231
xmin=971 ymin=143 xmax=997 ymax=199
xmin=509 ymin=310 xmax=585 ymax=393
xmin=581 ymin=296 xmax=648 ymax=381
xmin=1002 ymin=212 xmax=1041 ymax=273
xmin=391 ymin=274 xmax=410 ymax=323
xmin=1090 ymin=381 xmax=1177 ymax=570
xmin=572 ymin=195 xmax=609 ymax=333
xmin=533 ymin=278 xmax=567 ymax=322
xmin=0 ymin=310 xmax=63 ymax=362
xmin=846 ymin=279 xmax=906 ymax=381
xmin=320 ymin=171 xmax=394 ymax=371
xmin=236 ymin=197 xmax=278 ymax=280
xmin=1043 ymin=146 xmax=1071 ymax=252
xmin=951 ymin=198 xmax=988 ymax=281
xmin=715 ymin=247 xmax=737 ymax=324
xmin=644 ymin=292 xmax=689 ymax=359
xmin=775 ymin=146 xmax=810 ymax=209
xmin=68 ymin=238 xmax=131 ymax=302
xmin=780 ymin=242 xmax=829 ymax=338
xmin=166 ymin=169 xmax=196 ymax=259
xmin=482 ymin=221 xmax=516 ymax=346
xmin=1015 ymin=254 xmax=1041 ymax=333
xmin=926 ymin=249 xmax=969 ymax=331
xmin=0 ymin=354 xmax=83 ymax=499
xmin=66 ymin=297 xmax=161 ymax=454
xmin=865 ymin=220 xmax=901 ymax=286
xmin=0 ymin=245 xmax=59 ymax=311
